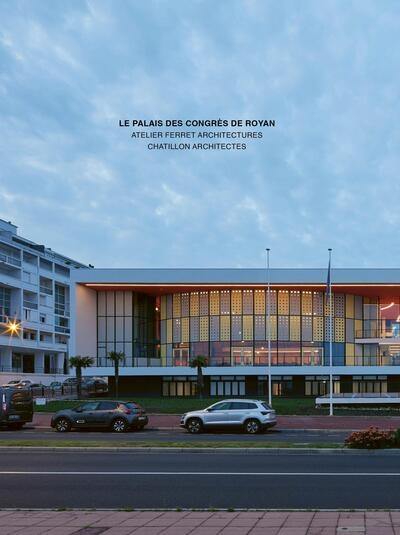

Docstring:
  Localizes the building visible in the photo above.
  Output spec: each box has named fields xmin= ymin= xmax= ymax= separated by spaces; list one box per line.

xmin=0 ymin=219 xmax=86 ymax=384
xmin=71 ymin=267 xmax=400 ymax=397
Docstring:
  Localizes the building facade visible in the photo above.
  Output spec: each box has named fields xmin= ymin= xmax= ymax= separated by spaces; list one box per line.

xmin=0 ymin=219 xmax=86 ymax=384
xmin=71 ymin=268 xmax=400 ymax=397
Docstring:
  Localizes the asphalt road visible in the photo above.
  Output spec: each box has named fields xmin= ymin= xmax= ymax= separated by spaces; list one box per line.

xmin=0 ymin=426 xmax=348 ymax=443
xmin=0 ymin=450 xmax=398 ymax=508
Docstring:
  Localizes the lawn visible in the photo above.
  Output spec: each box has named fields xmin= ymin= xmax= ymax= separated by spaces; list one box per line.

xmin=34 ymin=396 xmax=400 ymax=416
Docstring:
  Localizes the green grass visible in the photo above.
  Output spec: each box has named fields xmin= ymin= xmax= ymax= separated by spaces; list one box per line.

xmin=34 ymin=396 xmax=400 ymax=416
xmin=0 ymin=440 xmax=342 ymax=449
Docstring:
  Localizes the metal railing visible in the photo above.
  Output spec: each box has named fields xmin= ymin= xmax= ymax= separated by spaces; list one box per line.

xmin=356 ymin=326 xmax=400 ymax=339
xmin=0 ymin=252 xmax=21 ymax=267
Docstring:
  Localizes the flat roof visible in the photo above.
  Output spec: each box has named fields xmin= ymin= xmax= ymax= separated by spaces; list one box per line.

xmin=72 ymin=268 xmax=400 ymax=297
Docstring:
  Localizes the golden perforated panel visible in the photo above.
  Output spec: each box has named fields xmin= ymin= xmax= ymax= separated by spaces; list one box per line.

xmin=302 ymin=292 xmax=312 ymax=315
xmin=335 ymin=317 xmax=345 ymax=342
xmin=254 ymin=290 xmax=265 ymax=314
xmin=231 ymin=290 xmax=242 ymax=314
xmin=200 ymin=316 xmax=208 ymax=341
xmin=335 ymin=294 xmax=345 ymax=317
xmin=267 ymin=316 xmax=277 ymax=341
xmin=220 ymin=290 xmax=230 ymax=314
xmin=210 ymin=291 xmax=220 ymax=315
xmin=181 ymin=293 xmax=190 ymax=316
xmin=313 ymin=317 xmax=324 ymax=341
xmin=290 ymin=316 xmax=301 ymax=341
xmin=199 ymin=291 xmax=209 ymax=316
xmin=190 ymin=292 xmax=199 ymax=316
xmin=220 ymin=316 xmax=231 ymax=340
xmin=181 ymin=317 xmax=189 ymax=343
xmin=278 ymin=291 xmax=289 ymax=315
xmin=160 ymin=295 xmax=166 ymax=320
xmin=242 ymin=290 xmax=253 ymax=314
xmin=173 ymin=294 xmax=181 ymax=318
xmin=243 ymin=315 xmax=253 ymax=340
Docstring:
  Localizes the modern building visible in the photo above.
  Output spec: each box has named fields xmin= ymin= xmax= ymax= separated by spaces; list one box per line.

xmin=71 ymin=267 xmax=400 ymax=397
xmin=0 ymin=219 xmax=87 ymax=384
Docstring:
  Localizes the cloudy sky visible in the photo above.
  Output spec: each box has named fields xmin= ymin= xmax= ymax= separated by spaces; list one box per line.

xmin=1 ymin=0 xmax=399 ymax=269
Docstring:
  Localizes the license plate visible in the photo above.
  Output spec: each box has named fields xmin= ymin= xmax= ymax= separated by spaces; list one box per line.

xmin=8 ymin=415 xmax=20 ymax=420
xmin=138 ymin=416 xmax=146 ymax=420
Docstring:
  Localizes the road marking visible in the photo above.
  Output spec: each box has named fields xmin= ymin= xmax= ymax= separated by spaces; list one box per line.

xmin=0 ymin=471 xmax=398 ymax=476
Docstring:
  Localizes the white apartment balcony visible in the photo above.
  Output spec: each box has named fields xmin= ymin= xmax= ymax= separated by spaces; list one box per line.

xmin=0 ymin=251 xmax=21 ymax=268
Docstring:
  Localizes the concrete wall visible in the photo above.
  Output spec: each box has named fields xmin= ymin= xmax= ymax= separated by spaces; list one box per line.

xmin=70 ymin=283 xmax=97 ymax=359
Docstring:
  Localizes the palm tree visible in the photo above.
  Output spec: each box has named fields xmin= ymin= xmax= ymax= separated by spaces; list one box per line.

xmin=69 ymin=355 xmax=94 ymax=398
xmin=108 ymin=351 xmax=125 ymax=398
xmin=190 ymin=355 xmax=208 ymax=398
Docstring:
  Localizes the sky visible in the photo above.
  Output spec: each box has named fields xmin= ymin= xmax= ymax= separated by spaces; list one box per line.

xmin=0 ymin=0 xmax=400 ymax=270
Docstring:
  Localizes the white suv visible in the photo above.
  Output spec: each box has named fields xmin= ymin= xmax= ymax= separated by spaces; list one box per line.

xmin=180 ymin=399 xmax=277 ymax=434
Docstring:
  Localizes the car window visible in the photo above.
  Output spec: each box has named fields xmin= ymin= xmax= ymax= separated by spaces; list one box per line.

xmin=230 ymin=402 xmax=258 ymax=410
xmin=262 ymin=402 xmax=272 ymax=410
xmin=78 ymin=402 xmax=99 ymax=411
xmin=125 ymin=402 xmax=141 ymax=412
xmin=97 ymin=401 xmax=118 ymax=411
xmin=209 ymin=402 xmax=231 ymax=411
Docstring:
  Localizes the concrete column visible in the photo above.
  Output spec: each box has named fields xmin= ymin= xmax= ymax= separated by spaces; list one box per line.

xmin=35 ymin=350 xmax=45 ymax=374
xmin=0 ymin=347 xmax=12 ymax=372
xmin=56 ymin=353 xmax=65 ymax=374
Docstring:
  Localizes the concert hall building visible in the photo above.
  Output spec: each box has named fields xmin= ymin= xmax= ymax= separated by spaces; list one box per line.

xmin=70 ymin=268 xmax=400 ymax=397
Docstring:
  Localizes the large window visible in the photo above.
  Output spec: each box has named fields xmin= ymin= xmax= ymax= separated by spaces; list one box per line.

xmin=0 ymin=287 xmax=11 ymax=320
xmin=210 ymin=376 xmax=245 ymax=396
xmin=162 ymin=376 xmax=197 ymax=397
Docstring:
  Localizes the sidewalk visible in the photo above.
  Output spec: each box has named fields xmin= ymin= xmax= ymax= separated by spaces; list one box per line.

xmin=32 ymin=412 xmax=400 ymax=430
xmin=0 ymin=510 xmax=399 ymax=534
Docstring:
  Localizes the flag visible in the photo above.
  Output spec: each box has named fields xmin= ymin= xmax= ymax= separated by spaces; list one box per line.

xmin=326 ymin=250 xmax=332 ymax=297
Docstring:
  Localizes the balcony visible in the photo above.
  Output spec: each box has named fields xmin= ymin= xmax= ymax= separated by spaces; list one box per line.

xmin=356 ymin=327 xmax=400 ymax=340
xmin=40 ymin=286 xmax=53 ymax=295
xmin=0 ymin=252 xmax=21 ymax=267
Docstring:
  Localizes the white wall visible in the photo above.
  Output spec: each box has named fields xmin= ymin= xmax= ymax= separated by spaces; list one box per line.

xmin=70 ymin=283 xmax=97 ymax=359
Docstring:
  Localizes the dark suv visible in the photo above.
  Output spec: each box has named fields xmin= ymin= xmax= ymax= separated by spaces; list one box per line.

xmin=0 ymin=387 xmax=33 ymax=429
xmin=51 ymin=400 xmax=148 ymax=433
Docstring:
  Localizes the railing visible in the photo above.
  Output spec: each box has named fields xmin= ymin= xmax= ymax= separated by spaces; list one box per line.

xmin=0 ymin=252 xmax=21 ymax=267
xmin=55 ymin=325 xmax=70 ymax=334
xmin=39 ymin=286 xmax=53 ymax=295
xmin=356 ymin=327 xmax=400 ymax=339
xmin=23 ymin=301 xmax=38 ymax=310
xmin=55 ymin=305 xmax=70 ymax=316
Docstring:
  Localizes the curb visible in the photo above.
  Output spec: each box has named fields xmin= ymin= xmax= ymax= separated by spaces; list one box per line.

xmin=1 ymin=446 xmax=400 ymax=454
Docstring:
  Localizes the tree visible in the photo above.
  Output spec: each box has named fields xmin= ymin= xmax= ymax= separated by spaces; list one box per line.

xmin=69 ymin=355 xmax=94 ymax=398
xmin=108 ymin=351 xmax=125 ymax=398
xmin=190 ymin=355 xmax=208 ymax=398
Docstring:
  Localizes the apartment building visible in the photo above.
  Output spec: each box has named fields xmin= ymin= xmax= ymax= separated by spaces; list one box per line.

xmin=70 ymin=267 xmax=400 ymax=397
xmin=0 ymin=219 xmax=86 ymax=384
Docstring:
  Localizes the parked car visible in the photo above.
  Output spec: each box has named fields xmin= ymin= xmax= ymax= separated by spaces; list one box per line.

xmin=51 ymin=400 xmax=148 ymax=433
xmin=2 ymin=379 xmax=33 ymax=388
xmin=180 ymin=399 xmax=277 ymax=434
xmin=62 ymin=377 xmax=108 ymax=396
xmin=49 ymin=381 xmax=63 ymax=390
xmin=0 ymin=387 xmax=33 ymax=429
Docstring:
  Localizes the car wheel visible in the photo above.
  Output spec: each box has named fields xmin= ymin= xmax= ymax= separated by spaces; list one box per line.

xmin=55 ymin=417 xmax=71 ymax=433
xmin=244 ymin=419 xmax=261 ymax=434
xmin=186 ymin=417 xmax=203 ymax=434
xmin=111 ymin=418 xmax=128 ymax=433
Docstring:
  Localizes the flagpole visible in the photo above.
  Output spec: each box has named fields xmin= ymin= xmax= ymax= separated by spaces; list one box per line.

xmin=266 ymin=248 xmax=272 ymax=407
xmin=328 ymin=248 xmax=333 ymax=416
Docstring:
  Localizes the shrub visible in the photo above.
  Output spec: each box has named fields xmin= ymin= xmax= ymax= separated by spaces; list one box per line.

xmin=392 ymin=428 xmax=400 ymax=447
xmin=345 ymin=427 xmax=394 ymax=449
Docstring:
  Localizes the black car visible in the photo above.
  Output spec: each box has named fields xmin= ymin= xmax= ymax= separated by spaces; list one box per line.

xmin=51 ymin=400 xmax=148 ymax=433
xmin=0 ymin=387 xmax=33 ymax=429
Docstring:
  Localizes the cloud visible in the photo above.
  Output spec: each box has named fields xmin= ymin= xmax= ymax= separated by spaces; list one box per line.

xmin=0 ymin=0 xmax=399 ymax=268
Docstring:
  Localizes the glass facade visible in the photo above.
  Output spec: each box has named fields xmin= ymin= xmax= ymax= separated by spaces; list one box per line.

xmin=95 ymin=288 xmax=400 ymax=368
xmin=97 ymin=290 xmax=159 ymax=366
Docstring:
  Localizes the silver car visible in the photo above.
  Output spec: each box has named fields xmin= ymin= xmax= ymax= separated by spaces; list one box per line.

xmin=180 ymin=399 xmax=277 ymax=434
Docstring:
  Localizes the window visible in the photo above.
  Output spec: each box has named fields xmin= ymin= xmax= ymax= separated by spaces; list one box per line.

xmin=210 ymin=376 xmax=245 ymax=396
xmin=230 ymin=402 xmax=257 ymax=410
xmin=78 ymin=402 xmax=99 ymax=411
xmin=162 ymin=376 xmax=197 ymax=397
xmin=0 ymin=287 xmax=11 ymax=319
xmin=97 ymin=401 xmax=118 ymax=410
xmin=209 ymin=402 xmax=231 ymax=411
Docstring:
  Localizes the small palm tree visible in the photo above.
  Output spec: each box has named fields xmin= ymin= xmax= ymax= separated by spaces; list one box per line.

xmin=190 ymin=355 xmax=208 ymax=398
xmin=108 ymin=351 xmax=125 ymax=398
xmin=69 ymin=355 xmax=94 ymax=398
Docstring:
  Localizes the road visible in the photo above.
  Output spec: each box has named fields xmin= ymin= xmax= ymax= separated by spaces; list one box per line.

xmin=0 ymin=426 xmax=348 ymax=443
xmin=0 ymin=450 xmax=399 ymax=509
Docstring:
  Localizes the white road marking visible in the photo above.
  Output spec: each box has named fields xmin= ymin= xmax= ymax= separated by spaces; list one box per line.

xmin=0 ymin=471 xmax=397 ymax=476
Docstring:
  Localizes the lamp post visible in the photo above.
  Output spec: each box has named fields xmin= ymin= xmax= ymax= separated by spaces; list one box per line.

xmin=327 ymin=248 xmax=333 ymax=416
xmin=266 ymin=248 xmax=272 ymax=406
